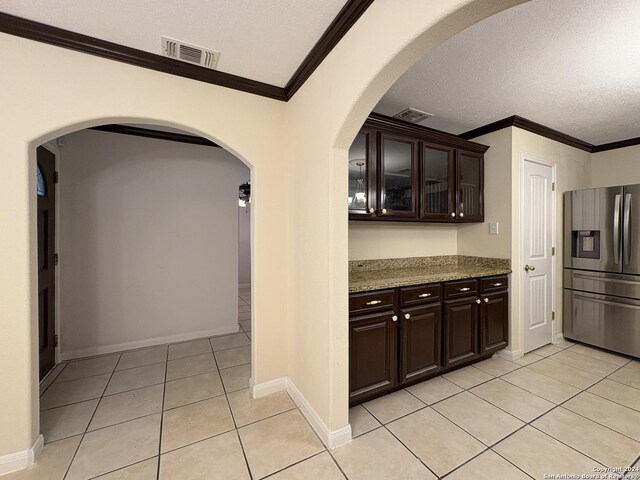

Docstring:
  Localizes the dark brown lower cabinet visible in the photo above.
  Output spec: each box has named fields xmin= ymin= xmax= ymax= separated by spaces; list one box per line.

xmin=400 ymin=304 xmax=441 ymax=384
xmin=443 ymin=297 xmax=480 ymax=368
xmin=349 ymin=275 xmax=508 ymax=404
xmin=349 ymin=311 xmax=397 ymax=403
xmin=481 ymin=291 xmax=509 ymax=353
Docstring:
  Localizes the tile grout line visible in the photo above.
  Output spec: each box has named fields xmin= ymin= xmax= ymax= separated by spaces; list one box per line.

xmin=155 ymin=338 xmax=170 ymax=480
xmin=62 ymin=352 xmax=123 ymax=480
xmin=210 ymin=338 xmax=254 ymax=480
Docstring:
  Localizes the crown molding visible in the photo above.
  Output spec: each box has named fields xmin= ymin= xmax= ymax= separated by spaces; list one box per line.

xmin=591 ymin=137 xmax=640 ymax=153
xmin=461 ymin=115 xmax=594 ymax=152
xmin=89 ymin=124 xmax=221 ymax=148
xmin=0 ymin=2 xmax=374 ymax=102
xmin=284 ymin=0 xmax=375 ymax=99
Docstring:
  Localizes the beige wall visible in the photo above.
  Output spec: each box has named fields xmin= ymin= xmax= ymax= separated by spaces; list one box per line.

xmin=58 ymin=130 xmax=248 ymax=359
xmin=349 ymin=223 xmax=458 ymax=260
xmin=0 ymin=0 xmax=525 ymax=462
xmin=591 ymin=145 xmax=640 ymax=188
xmin=458 ymin=127 xmax=513 ymax=259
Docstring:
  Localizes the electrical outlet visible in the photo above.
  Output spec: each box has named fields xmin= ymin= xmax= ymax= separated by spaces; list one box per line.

xmin=489 ymin=222 xmax=499 ymax=235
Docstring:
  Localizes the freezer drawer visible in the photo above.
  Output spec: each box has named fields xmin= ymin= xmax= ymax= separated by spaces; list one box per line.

xmin=564 ymin=289 xmax=640 ymax=358
xmin=564 ymin=269 xmax=640 ymax=299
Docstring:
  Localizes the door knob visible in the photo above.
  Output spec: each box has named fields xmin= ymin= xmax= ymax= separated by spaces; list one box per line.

xmin=524 ymin=265 xmax=536 ymax=272
xmin=450 ymin=212 xmax=456 ymax=217
xmin=404 ymin=313 xmax=410 ymax=319
xmin=459 ymin=212 xmax=464 ymax=218
xmin=475 ymin=299 xmax=481 ymax=304
xmin=369 ymin=208 xmax=374 ymax=214
xmin=484 ymin=298 xmax=489 ymax=303
xmin=382 ymin=208 xmax=387 ymax=214
xmin=391 ymin=315 xmax=398 ymax=322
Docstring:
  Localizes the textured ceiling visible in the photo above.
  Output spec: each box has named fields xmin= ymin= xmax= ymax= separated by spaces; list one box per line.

xmin=375 ymin=0 xmax=640 ymax=145
xmin=0 ymin=0 xmax=347 ymax=87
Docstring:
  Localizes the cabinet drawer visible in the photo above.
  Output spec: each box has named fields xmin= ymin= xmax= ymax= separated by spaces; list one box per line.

xmin=444 ymin=279 xmax=478 ymax=299
xmin=349 ymin=290 xmax=396 ymax=315
xmin=400 ymin=284 xmax=441 ymax=306
xmin=480 ymin=276 xmax=508 ymax=293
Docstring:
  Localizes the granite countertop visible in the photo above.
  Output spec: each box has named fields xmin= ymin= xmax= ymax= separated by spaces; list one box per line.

xmin=349 ymin=255 xmax=511 ymax=293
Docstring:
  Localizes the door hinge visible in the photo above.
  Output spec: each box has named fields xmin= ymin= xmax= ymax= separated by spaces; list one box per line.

xmin=54 ymin=334 xmax=59 ymax=347
xmin=552 ymin=311 xmax=555 ymax=320
xmin=54 ymin=172 xmax=59 ymax=184
xmin=551 ymin=182 xmax=555 ymax=191
xmin=552 ymin=247 xmax=555 ymax=256
xmin=54 ymin=253 xmax=59 ymax=265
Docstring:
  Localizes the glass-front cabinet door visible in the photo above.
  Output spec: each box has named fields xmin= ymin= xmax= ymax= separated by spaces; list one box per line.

xmin=421 ymin=143 xmax=455 ymax=221
xmin=456 ymin=150 xmax=484 ymax=222
xmin=379 ymin=133 xmax=418 ymax=218
xmin=348 ymin=128 xmax=376 ymax=217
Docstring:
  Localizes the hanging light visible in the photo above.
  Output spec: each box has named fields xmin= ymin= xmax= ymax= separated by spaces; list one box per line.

xmin=349 ymin=159 xmax=366 ymax=207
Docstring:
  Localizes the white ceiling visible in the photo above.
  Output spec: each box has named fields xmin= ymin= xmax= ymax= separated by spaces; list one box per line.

xmin=375 ymin=0 xmax=640 ymax=145
xmin=0 ymin=0 xmax=347 ymax=87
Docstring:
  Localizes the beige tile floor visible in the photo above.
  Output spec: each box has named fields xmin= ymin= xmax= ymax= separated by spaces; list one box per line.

xmin=16 ymin=294 xmax=640 ymax=479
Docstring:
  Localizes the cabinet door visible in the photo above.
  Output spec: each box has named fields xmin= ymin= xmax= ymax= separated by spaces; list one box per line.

xmin=420 ymin=143 xmax=456 ymax=221
xmin=443 ymin=297 xmax=480 ymax=368
xmin=349 ymin=311 xmax=397 ymax=402
xmin=400 ymin=304 xmax=441 ymax=384
xmin=456 ymin=150 xmax=484 ymax=222
xmin=481 ymin=291 xmax=509 ymax=354
xmin=348 ymin=128 xmax=377 ymax=218
xmin=379 ymin=132 xmax=418 ymax=219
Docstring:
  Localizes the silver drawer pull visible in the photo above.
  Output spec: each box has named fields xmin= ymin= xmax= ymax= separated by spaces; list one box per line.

xmin=365 ymin=300 xmax=382 ymax=306
xmin=418 ymin=293 xmax=432 ymax=298
xmin=492 ymin=283 xmax=503 ymax=287
xmin=459 ymin=287 xmax=471 ymax=292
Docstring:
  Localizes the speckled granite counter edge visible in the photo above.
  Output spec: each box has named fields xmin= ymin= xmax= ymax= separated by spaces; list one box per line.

xmin=349 ymin=255 xmax=511 ymax=273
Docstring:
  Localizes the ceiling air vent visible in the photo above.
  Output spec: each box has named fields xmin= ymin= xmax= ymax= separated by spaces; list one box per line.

xmin=161 ymin=36 xmax=219 ymax=69
xmin=393 ymin=107 xmax=433 ymax=123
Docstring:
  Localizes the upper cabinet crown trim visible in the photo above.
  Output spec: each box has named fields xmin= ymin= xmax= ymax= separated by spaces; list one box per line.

xmin=366 ymin=113 xmax=489 ymax=154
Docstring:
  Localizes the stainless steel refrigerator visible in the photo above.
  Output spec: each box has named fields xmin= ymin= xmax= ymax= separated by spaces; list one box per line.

xmin=564 ymin=185 xmax=640 ymax=358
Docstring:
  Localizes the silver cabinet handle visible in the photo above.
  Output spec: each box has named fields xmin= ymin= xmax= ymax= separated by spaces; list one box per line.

xmin=450 ymin=212 xmax=456 ymax=217
xmin=492 ymin=283 xmax=503 ymax=287
xmin=365 ymin=300 xmax=382 ymax=306
xmin=369 ymin=208 xmax=375 ymax=214
xmin=484 ymin=298 xmax=489 ymax=303
xmin=391 ymin=315 xmax=398 ymax=322
xmin=475 ymin=298 xmax=481 ymax=304
xmin=418 ymin=293 xmax=432 ymax=298
xmin=524 ymin=265 xmax=536 ymax=272
xmin=459 ymin=287 xmax=471 ymax=292
xmin=404 ymin=313 xmax=410 ymax=319
xmin=382 ymin=208 xmax=387 ymax=214
xmin=459 ymin=212 xmax=464 ymax=218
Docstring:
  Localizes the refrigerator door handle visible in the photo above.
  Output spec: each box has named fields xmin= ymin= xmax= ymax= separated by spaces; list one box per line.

xmin=624 ymin=193 xmax=632 ymax=266
xmin=614 ymin=194 xmax=621 ymax=264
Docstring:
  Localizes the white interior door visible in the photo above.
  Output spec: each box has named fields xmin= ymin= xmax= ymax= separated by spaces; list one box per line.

xmin=522 ymin=159 xmax=554 ymax=353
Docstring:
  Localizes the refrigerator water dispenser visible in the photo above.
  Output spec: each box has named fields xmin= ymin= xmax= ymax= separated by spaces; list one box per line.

xmin=571 ymin=230 xmax=600 ymax=259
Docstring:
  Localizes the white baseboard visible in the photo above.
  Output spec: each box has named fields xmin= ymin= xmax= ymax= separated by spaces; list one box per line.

xmin=239 ymin=283 xmax=252 ymax=289
xmin=250 ymin=377 xmax=352 ymax=449
xmin=553 ymin=333 xmax=565 ymax=344
xmin=251 ymin=377 xmax=287 ymax=398
xmin=60 ymin=325 xmax=240 ymax=361
xmin=0 ymin=435 xmax=43 ymax=476
xmin=497 ymin=348 xmax=522 ymax=361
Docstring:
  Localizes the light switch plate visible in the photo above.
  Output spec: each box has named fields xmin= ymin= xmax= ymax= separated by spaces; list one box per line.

xmin=489 ymin=222 xmax=499 ymax=235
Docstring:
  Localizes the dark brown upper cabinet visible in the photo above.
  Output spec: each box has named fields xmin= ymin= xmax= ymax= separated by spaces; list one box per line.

xmin=456 ymin=150 xmax=484 ymax=222
xmin=348 ymin=127 xmax=377 ymax=217
xmin=348 ymin=113 xmax=488 ymax=223
xmin=421 ymin=143 xmax=456 ymax=221
xmin=379 ymin=132 xmax=419 ymax=219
